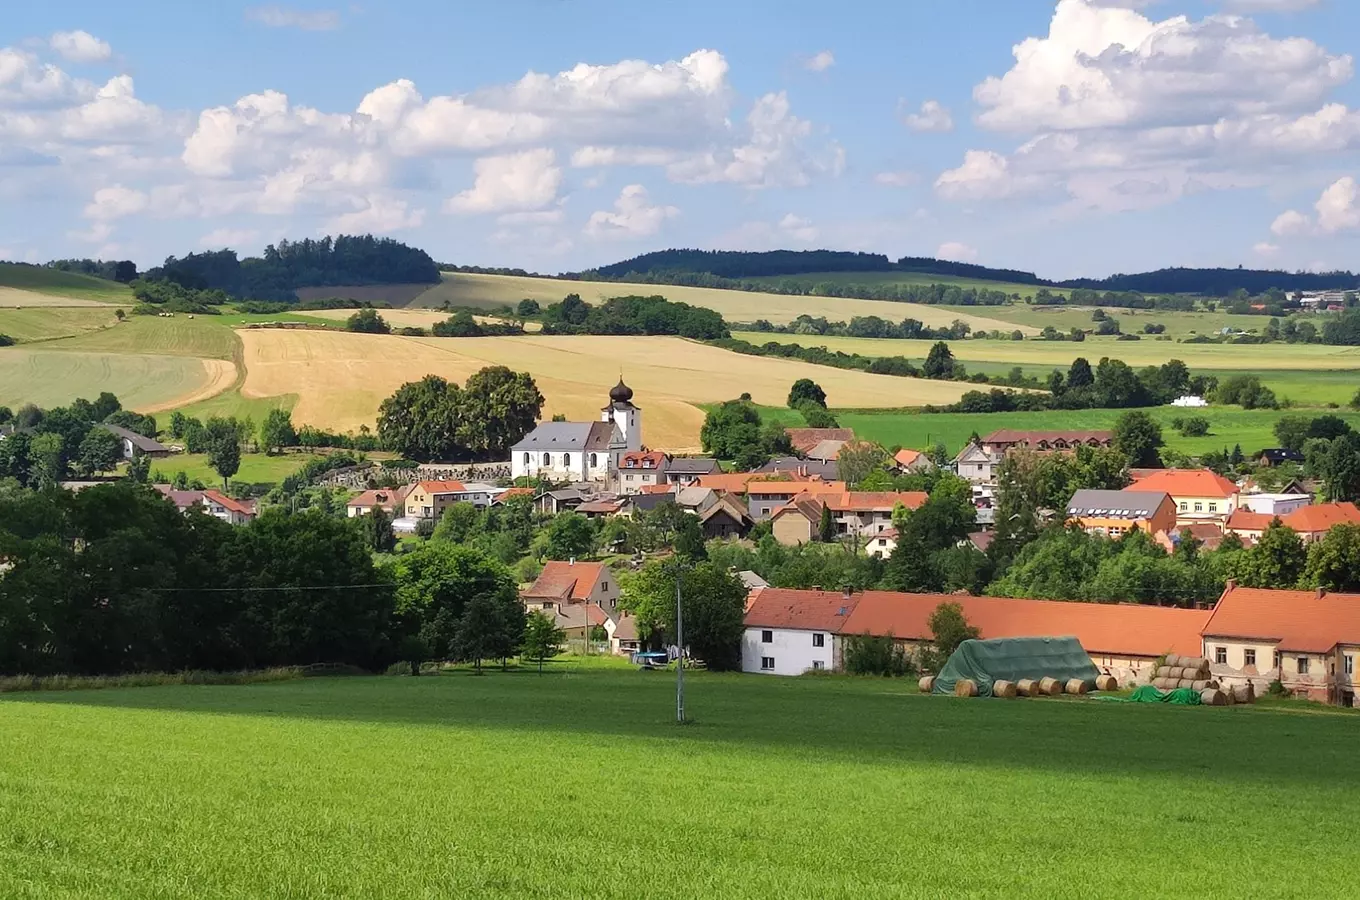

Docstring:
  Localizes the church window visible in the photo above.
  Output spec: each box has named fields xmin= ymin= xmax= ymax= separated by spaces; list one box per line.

xmin=523 ymin=453 xmax=529 ymax=466
xmin=590 ymin=453 xmax=598 ymax=467
xmin=543 ymin=453 xmax=551 ymax=466
xmin=563 ymin=454 xmax=572 ymax=466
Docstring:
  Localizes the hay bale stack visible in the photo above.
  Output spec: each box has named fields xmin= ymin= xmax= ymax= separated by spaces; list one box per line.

xmin=1179 ymin=679 xmax=1199 ymax=690
xmin=1222 ymin=687 xmax=1237 ymax=706
xmin=918 ymin=676 xmax=935 ymax=693
xmin=1155 ymin=666 xmax=1172 ymax=679
xmin=1038 ymin=677 xmax=1063 ymax=696
xmin=1181 ymin=658 xmax=1209 ymax=676
xmin=1191 ymin=680 xmax=1209 ymax=691
xmin=1016 ymin=678 xmax=1040 ymax=697
xmin=1165 ymin=654 xmax=1181 ymax=667
xmin=993 ymin=680 xmax=1018 ymax=699
xmin=1095 ymin=674 xmax=1118 ymax=692
xmin=1064 ymin=678 xmax=1090 ymax=695
xmin=1200 ymin=688 xmax=1227 ymax=706
xmin=954 ymin=679 xmax=979 ymax=698
xmin=1230 ymin=684 xmax=1256 ymax=704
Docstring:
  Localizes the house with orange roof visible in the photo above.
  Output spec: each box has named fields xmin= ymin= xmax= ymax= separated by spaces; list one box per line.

xmin=892 ymin=448 xmax=935 ymax=474
xmin=742 ymin=587 xmax=1210 ymax=683
xmin=745 ymin=478 xmax=847 ymax=521
xmin=1129 ymin=469 xmax=1240 ymax=526
xmin=346 ymin=485 xmax=414 ymax=518
xmin=202 ymin=490 xmax=257 ymax=526
xmin=1225 ymin=502 xmax=1360 ymax=543
xmin=770 ymin=491 xmax=928 ymax=545
xmin=403 ymin=480 xmax=470 ymax=520
xmin=613 ymin=450 xmax=668 ymax=495
xmin=1202 ymin=582 xmax=1360 ymax=704
xmin=520 ymin=560 xmax=620 ymax=615
xmin=743 ymin=587 xmax=860 ymax=674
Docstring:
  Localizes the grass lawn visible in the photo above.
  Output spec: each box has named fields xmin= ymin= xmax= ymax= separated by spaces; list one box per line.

xmin=149 ymin=451 xmax=329 ymax=486
xmin=0 ymin=262 xmax=133 ymax=303
xmin=1 ymin=667 xmax=1356 ymax=898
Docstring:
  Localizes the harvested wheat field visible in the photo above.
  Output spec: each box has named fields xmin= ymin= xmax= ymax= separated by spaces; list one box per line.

xmin=304 ymin=308 xmax=542 ymax=331
xmin=236 ymin=330 xmax=975 ymax=448
xmin=414 ymin=272 xmax=1035 ymax=334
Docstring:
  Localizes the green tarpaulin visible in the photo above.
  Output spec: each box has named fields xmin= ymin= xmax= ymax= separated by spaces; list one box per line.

xmin=1126 ymin=685 xmax=1202 ymax=705
xmin=931 ymin=636 xmax=1100 ymax=698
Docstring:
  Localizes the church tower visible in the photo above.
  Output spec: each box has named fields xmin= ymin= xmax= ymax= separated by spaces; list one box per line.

xmin=601 ymin=378 xmax=642 ymax=452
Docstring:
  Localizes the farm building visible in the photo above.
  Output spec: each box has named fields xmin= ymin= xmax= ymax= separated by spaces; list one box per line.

xmin=745 ymin=478 xmax=847 ymax=521
xmin=100 ymin=423 xmax=170 ymax=461
xmin=769 ymin=491 xmax=927 ymax=545
xmin=785 ymin=427 xmax=855 ymax=455
xmin=980 ymin=430 xmax=1113 ymax=454
xmin=1203 ymin=583 xmax=1360 ymax=705
xmin=741 ymin=588 xmax=1209 ymax=683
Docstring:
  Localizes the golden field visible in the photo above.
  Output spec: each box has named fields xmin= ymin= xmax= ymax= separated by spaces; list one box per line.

xmin=303 ymin=308 xmax=542 ymax=331
xmin=236 ymin=330 xmax=978 ymax=449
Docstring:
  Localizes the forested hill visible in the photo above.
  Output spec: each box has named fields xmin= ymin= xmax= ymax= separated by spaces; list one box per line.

xmin=1056 ymin=267 xmax=1360 ymax=295
xmin=146 ymin=235 xmax=440 ymax=302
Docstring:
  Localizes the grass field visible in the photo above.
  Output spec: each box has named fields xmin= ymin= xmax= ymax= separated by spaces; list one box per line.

xmin=935 ymin=303 xmax=1303 ymax=339
xmin=1 ymin=667 xmax=1357 ymax=898
xmin=150 ymin=451 xmax=330 ymax=485
xmin=0 ymin=349 xmax=235 ymax=413
xmin=39 ymin=316 xmax=242 ymax=361
xmin=235 ymin=330 xmax=981 ymax=448
xmin=744 ymin=269 xmax=1055 ymax=298
xmin=0 ymin=307 xmax=123 ymax=342
xmin=0 ymin=263 xmax=133 ymax=303
xmin=413 ymin=272 xmax=1038 ymax=333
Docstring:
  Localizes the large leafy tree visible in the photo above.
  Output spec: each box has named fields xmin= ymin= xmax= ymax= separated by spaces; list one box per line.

xmin=1232 ymin=521 xmax=1307 ymax=589
xmin=377 ymin=375 xmax=463 ymax=461
xmin=259 ymin=409 xmax=298 ymax=455
xmin=1112 ymin=410 xmax=1163 ymax=467
xmin=882 ymin=475 xmax=976 ymax=592
xmin=922 ymin=342 xmax=955 ymax=379
xmin=543 ymin=513 xmax=596 ymax=561
xmin=622 ymin=561 xmax=746 ymax=670
xmin=456 ymin=366 xmax=545 ymax=459
xmin=521 ymin=610 xmax=566 ymax=673
xmin=377 ymin=369 xmax=541 ymax=461
xmin=204 ymin=417 xmax=242 ymax=488
xmin=389 ymin=542 xmax=516 ymax=661
xmin=787 ymin=378 xmax=827 ymax=409
xmin=1303 ymin=524 xmax=1360 ymax=592
xmin=77 ymin=427 xmax=123 ymax=476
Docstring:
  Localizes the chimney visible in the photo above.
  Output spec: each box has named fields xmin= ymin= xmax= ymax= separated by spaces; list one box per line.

xmin=1224 ymin=578 xmax=1236 ymax=592
xmin=812 ymin=585 xmax=822 ymax=592
xmin=569 ymin=557 xmax=575 ymax=566
xmin=1317 ymin=587 xmax=1327 ymax=600
xmin=843 ymin=586 xmax=853 ymax=602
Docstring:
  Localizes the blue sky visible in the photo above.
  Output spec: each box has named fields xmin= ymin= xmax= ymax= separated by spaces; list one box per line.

xmin=2 ymin=0 xmax=1358 ymax=279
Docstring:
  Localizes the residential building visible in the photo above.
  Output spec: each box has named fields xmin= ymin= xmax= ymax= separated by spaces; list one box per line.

xmin=346 ymin=485 xmax=413 ymax=518
xmin=1226 ymin=501 xmax=1360 ymax=543
xmin=101 ymin=423 xmax=170 ymax=460
xmin=1129 ymin=469 xmax=1240 ymax=526
xmin=450 ymin=483 xmax=505 ymax=508
xmin=1202 ymin=583 xmax=1360 ymax=705
xmin=1064 ymin=489 xmax=1177 ymax=538
xmin=520 ymin=560 xmax=621 ymax=614
xmin=804 ymin=439 xmax=848 ymax=462
xmin=769 ymin=491 xmax=928 ymax=545
xmin=980 ymin=429 xmax=1113 ymax=454
xmin=742 ymin=587 xmax=860 ymax=675
xmin=614 ymin=451 xmax=668 ymax=494
xmin=1258 ymin=448 xmax=1305 ymax=467
xmin=1244 ymin=492 xmax=1311 ymax=517
xmin=759 ymin=456 xmax=840 ymax=480
xmin=663 ymin=458 xmax=720 ymax=486
xmin=535 ymin=489 xmax=588 ymax=516
xmin=1154 ymin=523 xmax=1224 ymax=553
xmin=155 ymin=485 xmax=206 ymax=514
xmin=954 ymin=441 xmax=999 ymax=485
xmin=576 ymin=498 xmax=624 ymax=518
xmin=491 ymin=487 xmax=535 ymax=506
xmin=202 ymin=490 xmax=256 ymax=525
xmin=866 ymin=527 xmax=897 ymax=559
xmin=785 ymin=427 xmax=855 ymax=455
xmin=618 ymin=490 xmax=677 ymax=518
xmin=404 ymin=481 xmax=469 ymax=520
xmin=892 ymin=448 xmax=935 ymax=474
xmin=741 ymin=588 xmax=1208 ymax=683
xmin=610 ymin=612 xmax=641 ymax=656
xmin=699 ymin=495 xmax=753 ymax=540
xmin=746 ymin=479 xmax=847 ymax=521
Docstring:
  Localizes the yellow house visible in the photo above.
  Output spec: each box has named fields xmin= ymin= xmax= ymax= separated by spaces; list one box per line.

xmin=1065 ymin=489 xmax=1177 ymax=538
xmin=404 ymin=480 xmax=468 ymax=520
xmin=1130 ymin=469 xmax=1240 ymax=526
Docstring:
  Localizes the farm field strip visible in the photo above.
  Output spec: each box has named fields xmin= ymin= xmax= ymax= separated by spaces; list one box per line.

xmin=234 ymin=330 xmax=980 ymax=447
xmin=743 ymin=269 xmax=1053 ymax=297
xmin=0 ymin=349 xmax=235 ymax=413
xmin=0 ymin=307 xmax=123 ymax=342
xmin=935 ymin=304 xmax=1313 ymax=338
xmin=0 ymin=288 xmax=125 ymax=309
xmin=0 ymin=671 xmax=1356 ymax=898
xmin=303 ymin=307 xmax=542 ymax=331
xmin=0 ymin=263 xmax=134 ymax=303
xmin=415 ymin=272 xmax=1039 ymax=334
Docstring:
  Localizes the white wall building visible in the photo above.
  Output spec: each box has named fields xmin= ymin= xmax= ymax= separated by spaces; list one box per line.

xmin=740 ymin=588 xmax=859 ymax=676
xmin=510 ymin=380 xmax=641 ymax=483
xmin=1244 ymin=493 xmax=1312 ymax=517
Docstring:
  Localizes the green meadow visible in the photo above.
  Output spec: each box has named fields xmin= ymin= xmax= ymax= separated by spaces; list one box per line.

xmin=1 ymin=666 xmax=1356 ymax=898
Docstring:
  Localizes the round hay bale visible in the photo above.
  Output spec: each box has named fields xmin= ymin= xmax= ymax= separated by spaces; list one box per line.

xmin=1231 ymin=684 xmax=1254 ymax=704
xmin=1191 ymin=680 xmax=1209 ymax=691
xmin=918 ymin=676 xmax=935 ymax=693
xmin=1183 ymin=658 xmax=1209 ymax=675
xmin=1095 ymin=674 xmax=1119 ymax=692
xmin=1178 ymin=679 xmax=1198 ymax=690
xmin=1152 ymin=678 xmax=1170 ymax=690
xmin=1064 ymin=678 xmax=1090 ymax=695
xmin=1038 ymin=677 xmax=1063 ymax=696
xmin=1155 ymin=666 xmax=1171 ymax=679
xmin=1223 ymin=687 xmax=1237 ymax=706
xmin=993 ymin=680 xmax=1018 ymax=699
xmin=954 ymin=679 xmax=979 ymax=698
xmin=1200 ymin=688 xmax=1227 ymax=707
xmin=1167 ymin=666 xmax=1183 ymax=680
xmin=1016 ymin=678 xmax=1040 ymax=697
xmin=1165 ymin=653 xmax=1181 ymax=667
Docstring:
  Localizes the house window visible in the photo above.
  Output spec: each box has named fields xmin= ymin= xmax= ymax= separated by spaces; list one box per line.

xmin=1273 ymin=650 xmax=1281 ymax=669
xmin=563 ymin=454 xmax=572 ymax=466
xmin=601 ymin=581 xmax=609 ymax=591
xmin=1215 ymin=647 xmax=1226 ymax=664
xmin=590 ymin=453 xmax=598 ymax=467
xmin=523 ymin=453 xmax=530 ymax=465
xmin=1194 ymin=502 xmax=1203 ymax=512
xmin=1180 ymin=502 xmax=1188 ymax=511
xmin=626 ymin=474 xmax=634 ymax=481
xmin=543 ymin=453 xmax=551 ymax=465
xmin=812 ymin=661 xmax=825 ymax=671
xmin=761 ymin=657 xmax=775 ymax=671
xmin=1346 ymin=655 xmax=1354 ymax=676
xmin=1298 ymin=657 xmax=1310 ymax=674
xmin=812 ymin=633 xmax=825 ymax=648
xmin=1244 ymin=648 xmax=1256 ymax=667
xmin=761 ymin=630 xmax=773 ymax=643
xmin=1208 ymin=502 xmax=1218 ymax=513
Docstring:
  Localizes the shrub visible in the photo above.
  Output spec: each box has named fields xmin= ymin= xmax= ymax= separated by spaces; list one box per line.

xmin=843 ymin=635 xmax=914 ymax=677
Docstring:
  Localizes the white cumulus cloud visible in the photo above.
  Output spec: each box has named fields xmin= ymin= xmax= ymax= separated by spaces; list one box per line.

xmin=83 ymin=185 xmax=149 ymax=220
xmin=902 ymin=100 xmax=954 ymax=133
xmin=1315 ymin=175 xmax=1360 ymax=233
xmin=1270 ymin=208 xmax=1311 ymax=235
xmin=446 ymin=149 xmax=561 ymax=215
xmin=585 ymin=184 xmax=678 ymax=238
xmin=804 ymin=51 xmax=835 ymax=72
xmin=50 ymin=31 xmax=112 ymax=64
xmin=936 ymin=241 xmax=979 ymax=262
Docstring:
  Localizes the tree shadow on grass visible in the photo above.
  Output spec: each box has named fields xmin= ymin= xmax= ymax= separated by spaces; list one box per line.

xmin=7 ymin=668 xmax=1358 ymax=790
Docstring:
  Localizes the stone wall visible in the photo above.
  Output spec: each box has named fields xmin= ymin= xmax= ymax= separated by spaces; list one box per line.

xmin=317 ymin=461 xmax=512 ymax=489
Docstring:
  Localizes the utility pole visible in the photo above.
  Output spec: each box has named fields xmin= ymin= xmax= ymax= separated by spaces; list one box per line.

xmin=674 ymin=563 xmax=685 ymax=724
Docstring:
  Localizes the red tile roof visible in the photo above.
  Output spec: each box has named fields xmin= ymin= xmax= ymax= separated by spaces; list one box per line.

xmin=347 ymin=488 xmax=406 ymax=509
xmin=1204 ymin=585 xmax=1360 ymax=653
xmin=576 ymin=499 xmax=623 ymax=514
xmin=983 ymin=430 xmax=1112 ymax=446
xmin=829 ymin=590 xmax=1208 ymax=657
xmin=522 ymin=561 xmax=606 ymax=601
xmin=496 ymin=487 xmax=535 ymax=499
xmin=1225 ymin=509 xmax=1274 ymax=532
xmin=746 ymin=479 xmax=845 ymax=496
xmin=894 ymin=448 xmax=925 ymax=467
xmin=827 ymin=491 xmax=928 ymax=513
xmin=785 ymin=427 xmax=855 ymax=454
xmin=203 ymin=490 xmax=256 ymax=517
xmin=415 ymin=480 xmax=467 ymax=494
xmin=745 ymin=588 xmax=860 ymax=632
xmin=1131 ymin=469 xmax=1239 ymax=499
xmin=620 ymin=451 xmax=667 ymax=469
xmin=1283 ymin=502 xmax=1360 ymax=534
xmin=639 ymin=484 xmax=676 ymax=495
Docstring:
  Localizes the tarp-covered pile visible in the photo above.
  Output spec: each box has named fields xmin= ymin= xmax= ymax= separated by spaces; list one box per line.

xmin=931 ymin=637 xmax=1099 ymax=698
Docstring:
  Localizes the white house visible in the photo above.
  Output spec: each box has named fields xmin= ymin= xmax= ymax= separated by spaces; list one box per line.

xmin=1244 ymin=492 xmax=1312 ymax=517
xmin=741 ymin=587 xmax=860 ymax=676
xmin=954 ymin=441 xmax=999 ymax=485
xmin=1171 ymin=395 xmax=1208 ymax=408
xmin=510 ymin=380 xmax=642 ymax=483
xmin=100 ymin=423 xmax=171 ymax=460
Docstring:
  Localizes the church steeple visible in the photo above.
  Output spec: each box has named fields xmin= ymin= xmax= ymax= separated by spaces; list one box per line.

xmin=601 ymin=377 xmax=641 ymax=452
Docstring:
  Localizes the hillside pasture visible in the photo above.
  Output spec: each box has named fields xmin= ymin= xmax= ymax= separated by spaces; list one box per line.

xmin=743 ymin=269 xmax=1054 ymax=298
xmin=293 ymin=283 xmax=438 ymax=307
xmin=0 ymin=263 xmax=133 ymax=303
xmin=235 ymin=330 xmax=979 ymax=448
xmin=414 ymin=272 xmax=1038 ymax=333
xmin=39 ymin=316 xmax=242 ymax=361
xmin=0 ymin=349 xmax=235 ymax=413
xmin=937 ymin=303 xmax=1320 ymax=339
xmin=1 ymin=668 xmax=1357 ymax=898
xmin=0 ymin=307 xmax=123 ymax=342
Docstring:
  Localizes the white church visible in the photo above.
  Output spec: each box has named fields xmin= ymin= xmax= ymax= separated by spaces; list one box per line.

xmin=510 ymin=380 xmax=642 ymax=483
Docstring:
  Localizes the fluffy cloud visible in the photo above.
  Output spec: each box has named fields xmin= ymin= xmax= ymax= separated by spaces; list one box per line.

xmin=777 ymin=213 xmax=819 ymax=242
xmin=668 ymin=92 xmax=842 ymax=188
xmin=936 ymin=150 xmax=1037 ymax=200
xmin=446 ymin=149 xmax=561 ymax=215
xmin=902 ymin=100 xmax=953 ymax=133
xmin=1315 ymin=175 xmax=1360 ymax=233
xmin=936 ymin=241 xmax=979 ymax=262
xmin=1252 ymin=241 xmax=1280 ymax=255
xmin=83 ymin=185 xmax=149 ymax=220
xmin=585 ymin=184 xmax=677 ymax=238
xmin=328 ymin=196 xmax=425 ymax=233
xmin=804 ymin=51 xmax=835 ymax=72
xmin=245 ymin=6 xmax=342 ymax=31
xmin=50 ymin=31 xmax=112 ymax=64
xmin=1270 ymin=208 xmax=1311 ymax=235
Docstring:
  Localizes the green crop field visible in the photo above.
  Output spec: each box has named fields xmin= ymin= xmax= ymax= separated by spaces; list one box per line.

xmin=39 ymin=316 xmax=243 ymax=361
xmin=0 ymin=307 xmax=123 ymax=342
xmin=933 ymin=303 xmax=1300 ymax=339
xmin=1 ymin=667 xmax=1356 ymax=898
xmin=150 ymin=451 xmax=329 ymax=486
xmin=743 ymin=270 xmax=1055 ymax=298
xmin=0 ymin=263 xmax=133 ymax=303
xmin=0 ymin=348 xmax=235 ymax=413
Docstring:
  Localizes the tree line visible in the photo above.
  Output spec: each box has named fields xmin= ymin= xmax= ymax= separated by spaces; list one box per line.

xmin=0 ymin=394 xmax=156 ymax=486
xmin=537 ymin=294 xmax=729 ymax=340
